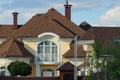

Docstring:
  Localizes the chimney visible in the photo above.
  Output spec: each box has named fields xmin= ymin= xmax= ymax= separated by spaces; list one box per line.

xmin=64 ymin=0 xmax=72 ymax=20
xmin=12 ymin=12 xmax=19 ymax=30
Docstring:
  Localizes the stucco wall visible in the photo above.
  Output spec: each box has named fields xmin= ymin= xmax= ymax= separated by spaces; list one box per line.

xmin=21 ymin=38 xmax=72 ymax=62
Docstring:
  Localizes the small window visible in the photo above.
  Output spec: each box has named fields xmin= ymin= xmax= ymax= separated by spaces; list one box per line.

xmin=0 ymin=66 xmax=5 ymax=76
xmin=81 ymin=71 xmax=85 ymax=76
xmin=41 ymin=69 xmax=54 ymax=77
xmin=113 ymin=39 xmax=120 ymax=45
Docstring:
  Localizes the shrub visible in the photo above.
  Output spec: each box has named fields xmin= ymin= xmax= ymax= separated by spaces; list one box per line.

xmin=7 ymin=61 xmax=32 ymax=76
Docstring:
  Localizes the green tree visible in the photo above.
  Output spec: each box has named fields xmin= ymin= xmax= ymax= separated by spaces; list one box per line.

xmin=7 ymin=61 xmax=32 ymax=76
xmin=106 ymin=42 xmax=120 ymax=80
xmin=86 ymin=39 xmax=103 ymax=80
xmin=93 ymin=39 xmax=102 ymax=72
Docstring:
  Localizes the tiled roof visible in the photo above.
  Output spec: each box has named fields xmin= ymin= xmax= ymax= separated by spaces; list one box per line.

xmin=78 ymin=61 xmax=90 ymax=68
xmin=81 ymin=27 xmax=120 ymax=45
xmin=58 ymin=62 xmax=79 ymax=71
xmin=0 ymin=38 xmax=33 ymax=57
xmin=12 ymin=8 xmax=85 ymax=38
xmin=0 ymin=25 xmax=22 ymax=38
xmin=63 ymin=43 xmax=86 ymax=58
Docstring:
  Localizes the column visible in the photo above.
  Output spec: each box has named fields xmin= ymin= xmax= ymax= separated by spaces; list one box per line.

xmin=36 ymin=63 xmax=41 ymax=77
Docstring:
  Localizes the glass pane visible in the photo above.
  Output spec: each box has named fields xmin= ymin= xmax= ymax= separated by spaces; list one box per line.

xmin=45 ymin=46 xmax=50 ymax=53
xmin=1 ymin=67 xmax=5 ymax=69
xmin=39 ymin=53 xmax=43 ymax=61
xmin=38 ymin=46 xmax=43 ymax=53
xmin=39 ymin=42 xmax=43 ymax=45
xmin=44 ymin=53 xmax=49 ymax=61
xmin=0 ymin=71 xmax=5 ymax=76
xmin=52 ymin=42 xmax=55 ymax=45
xmin=45 ymin=41 xmax=50 ymax=45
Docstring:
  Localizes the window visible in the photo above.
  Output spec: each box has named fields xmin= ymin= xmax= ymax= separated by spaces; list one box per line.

xmin=113 ymin=39 xmax=120 ymax=45
xmin=0 ymin=66 xmax=5 ymax=76
xmin=38 ymin=41 xmax=58 ymax=62
xmin=41 ymin=69 xmax=54 ymax=77
xmin=81 ymin=71 xmax=85 ymax=76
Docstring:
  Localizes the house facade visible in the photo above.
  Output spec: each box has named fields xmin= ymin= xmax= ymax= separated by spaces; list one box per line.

xmin=0 ymin=1 xmax=120 ymax=77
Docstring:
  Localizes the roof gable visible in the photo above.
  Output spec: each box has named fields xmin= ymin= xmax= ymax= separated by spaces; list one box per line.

xmin=63 ymin=43 xmax=86 ymax=58
xmin=12 ymin=8 xmax=85 ymax=38
xmin=58 ymin=62 xmax=79 ymax=71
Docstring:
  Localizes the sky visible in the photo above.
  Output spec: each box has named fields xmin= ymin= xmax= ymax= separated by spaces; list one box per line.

xmin=0 ymin=0 xmax=120 ymax=27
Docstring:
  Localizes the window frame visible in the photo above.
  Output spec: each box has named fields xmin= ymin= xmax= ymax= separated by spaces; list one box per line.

xmin=0 ymin=66 xmax=6 ymax=76
xmin=37 ymin=40 xmax=59 ymax=62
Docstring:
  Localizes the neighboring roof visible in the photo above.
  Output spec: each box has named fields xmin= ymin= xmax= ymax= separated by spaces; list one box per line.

xmin=12 ymin=8 xmax=85 ymax=38
xmin=78 ymin=61 xmax=90 ymax=68
xmin=58 ymin=62 xmax=79 ymax=71
xmin=63 ymin=43 xmax=86 ymax=58
xmin=81 ymin=27 xmax=120 ymax=45
xmin=0 ymin=25 xmax=22 ymax=38
xmin=0 ymin=38 xmax=33 ymax=57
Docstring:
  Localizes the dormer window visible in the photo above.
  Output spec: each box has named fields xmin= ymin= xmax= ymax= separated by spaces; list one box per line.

xmin=37 ymin=41 xmax=58 ymax=62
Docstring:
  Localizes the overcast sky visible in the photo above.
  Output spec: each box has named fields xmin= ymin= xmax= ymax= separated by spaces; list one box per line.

xmin=0 ymin=0 xmax=120 ymax=27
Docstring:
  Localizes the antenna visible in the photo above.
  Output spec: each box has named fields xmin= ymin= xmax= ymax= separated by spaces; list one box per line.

xmin=66 ymin=0 xmax=68 ymax=5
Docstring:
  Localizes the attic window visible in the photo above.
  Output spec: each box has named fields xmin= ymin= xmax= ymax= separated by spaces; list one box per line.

xmin=113 ymin=39 xmax=120 ymax=45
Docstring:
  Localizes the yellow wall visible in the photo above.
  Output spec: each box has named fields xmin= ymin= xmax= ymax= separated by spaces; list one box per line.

xmin=23 ymin=41 xmax=37 ymax=56
xmin=22 ymin=38 xmax=71 ymax=62
xmin=30 ymin=63 xmax=36 ymax=77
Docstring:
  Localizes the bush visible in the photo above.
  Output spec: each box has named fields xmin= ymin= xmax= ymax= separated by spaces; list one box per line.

xmin=7 ymin=61 xmax=32 ymax=76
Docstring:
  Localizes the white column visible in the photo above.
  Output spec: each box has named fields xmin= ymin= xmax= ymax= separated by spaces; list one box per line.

xmin=35 ymin=52 xmax=41 ymax=77
xmin=36 ymin=63 xmax=41 ymax=77
xmin=74 ymin=36 xmax=78 ymax=80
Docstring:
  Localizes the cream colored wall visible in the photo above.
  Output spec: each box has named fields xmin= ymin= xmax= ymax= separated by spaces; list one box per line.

xmin=21 ymin=38 xmax=72 ymax=62
xmin=23 ymin=41 xmax=37 ymax=56
xmin=59 ymin=38 xmax=71 ymax=62
xmin=0 ymin=57 xmax=30 ymax=65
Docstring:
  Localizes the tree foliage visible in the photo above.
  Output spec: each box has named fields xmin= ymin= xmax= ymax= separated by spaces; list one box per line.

xmin=93 ymin=39 xmax=120 ymax=80
xmin=106 ymin=42 xmax=120 ymax=80
xmin=7 ymin=61 xmax=32 ymax=76
xmin=93 ymin=39 xmax=103 ymax=72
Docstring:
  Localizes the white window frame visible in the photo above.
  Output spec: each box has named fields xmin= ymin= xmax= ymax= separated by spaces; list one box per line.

xmin=38 ymin=41 xmax=58 ymax=62
xmin=41 ymin=69 xmax=55 ymax=77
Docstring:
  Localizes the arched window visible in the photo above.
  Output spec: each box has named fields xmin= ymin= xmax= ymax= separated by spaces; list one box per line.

xmin=41 ymin=69 xmax=55 ymax=77
xmin=38 ymin=41 xmax=58 ymax=62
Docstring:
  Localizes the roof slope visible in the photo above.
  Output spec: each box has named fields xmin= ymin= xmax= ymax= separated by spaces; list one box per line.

xmin=81 ymin=27 xmax=120 ymax=44
xmin=0 ymin=25 xmax=22 ymax=38
xmin=58 ymin=62 xmax=79 ymax=71
xmin=13 ymin=8 xmax=85 ymax=38
xmin=63 ymin=43 xmax=86 ymax=58
xmin=0 ymin=38 xmax=33 ymax=57
xmin=78 ymin=61 xmax=90 ymax=68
